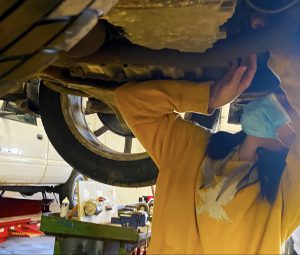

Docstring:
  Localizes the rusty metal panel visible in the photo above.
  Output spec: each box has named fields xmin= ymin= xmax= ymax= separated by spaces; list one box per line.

xmin=105 ymin=0 xmax=237 ymax=52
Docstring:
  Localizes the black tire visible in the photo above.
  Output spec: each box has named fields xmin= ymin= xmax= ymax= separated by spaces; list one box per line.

xmin=0 ymin=0 xmax=105 ymax=84
xmin=186 ymin=110 xmax=221 ymax=131
xmin=285 ymin=237 xmax=297 ymax=255
xmin=0 ymin=190 xmax=5 ymax=197
xmin=19 ymin=192 xmax=35 ymax=197
xmin=59 ymin=170 xmax=84 ymax=209
xmin=39 ymin=85 xmax=158 ymax=187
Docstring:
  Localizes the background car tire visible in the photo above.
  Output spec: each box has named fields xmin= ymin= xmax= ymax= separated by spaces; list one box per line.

xmin=186 ymin=110 xmax=221 ymax=131
xmin=59 ymin=170 xmax=84 ymax=209
xmin=19 ymin=192 xmax=35 ymax=197
xmin=39 ymin=85 xmax=158 ymax=187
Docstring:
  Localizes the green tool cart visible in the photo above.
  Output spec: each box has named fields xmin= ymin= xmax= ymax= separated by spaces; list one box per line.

xmin=41 ymin=213 xmax=150 ymax=255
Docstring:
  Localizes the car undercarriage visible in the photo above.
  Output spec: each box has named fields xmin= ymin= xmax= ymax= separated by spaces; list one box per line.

xmin=0 ymin=0 xmax=300 ymax=186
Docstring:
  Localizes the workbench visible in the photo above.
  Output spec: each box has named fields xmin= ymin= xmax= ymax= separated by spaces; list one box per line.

xmin=40 ymin=213 xmax=150 ymax=255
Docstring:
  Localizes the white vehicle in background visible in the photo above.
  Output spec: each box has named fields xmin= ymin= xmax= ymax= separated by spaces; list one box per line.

xmin=0 ymin=100 xmax=83 ymax=207
xmin=0 ymin=99 xmax=150 ymax=208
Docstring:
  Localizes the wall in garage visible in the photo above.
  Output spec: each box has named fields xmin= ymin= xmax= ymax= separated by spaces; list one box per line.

xmin=81 ymin=180 xmax=153 ymax=206
xmin=115 ymin=186 xmax=153 ymax=205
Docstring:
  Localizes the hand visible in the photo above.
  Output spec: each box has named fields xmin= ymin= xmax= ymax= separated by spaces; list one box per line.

xmin=208 ymin=54 xmax=257 ymax=111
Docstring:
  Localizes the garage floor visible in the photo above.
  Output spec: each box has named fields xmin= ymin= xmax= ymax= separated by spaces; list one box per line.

xmin=0 ymin=236 xmax=55 ymax=255
xmin=0 ymin=192 xmax=60 ymax=255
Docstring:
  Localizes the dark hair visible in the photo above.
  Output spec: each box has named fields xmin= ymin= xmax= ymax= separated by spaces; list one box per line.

xmin=206 ymin=131 xmax=288 ymax=204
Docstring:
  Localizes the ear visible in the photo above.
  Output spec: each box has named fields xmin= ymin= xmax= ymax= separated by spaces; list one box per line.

xmin=250 ymin=13 xmax=267 ymax=29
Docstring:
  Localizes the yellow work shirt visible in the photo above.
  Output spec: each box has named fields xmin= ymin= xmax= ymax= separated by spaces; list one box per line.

xmin=114 ymin=47 xmax=300 ymax=254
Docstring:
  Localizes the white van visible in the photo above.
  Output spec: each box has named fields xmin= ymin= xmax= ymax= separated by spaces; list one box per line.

xmin=0 ymin=100 xmax=83 ymax=207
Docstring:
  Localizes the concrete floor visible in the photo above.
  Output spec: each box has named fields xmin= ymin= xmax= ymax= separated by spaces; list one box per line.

xmin=0 ymin=191 xmax=60 ymax=255
xmin=0 ymin=236 xmax=55 ymax=255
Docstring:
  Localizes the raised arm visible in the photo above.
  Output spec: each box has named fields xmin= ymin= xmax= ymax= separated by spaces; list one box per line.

xmin=114 ymin=58 xmax=256 ymax=169
xmin=114 ymin=80 xmax=212 ymax=168
xmin=269 ymin=45 xmax=300 ymax=237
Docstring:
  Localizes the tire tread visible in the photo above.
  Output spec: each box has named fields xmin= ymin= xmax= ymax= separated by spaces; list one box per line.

xmin=0 ymin=0 xmax=99 ymax=83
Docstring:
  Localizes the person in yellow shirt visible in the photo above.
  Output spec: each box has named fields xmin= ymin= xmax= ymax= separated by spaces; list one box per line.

xmin=114 ymin=43 xmax=300 ymax=254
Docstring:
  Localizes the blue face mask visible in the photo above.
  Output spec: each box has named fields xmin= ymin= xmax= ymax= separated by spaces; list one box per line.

xmin=240 ymin=93 xmax=291 ymax=139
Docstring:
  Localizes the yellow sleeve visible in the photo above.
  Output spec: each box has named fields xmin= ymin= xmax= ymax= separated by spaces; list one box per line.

xmin=114 ymin=80 xmax=211 ymax=169
xmin=269 ymin=46 xmax=300 ymax=236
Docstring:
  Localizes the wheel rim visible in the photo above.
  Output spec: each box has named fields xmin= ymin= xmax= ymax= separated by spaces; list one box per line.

xmin=60 ymin=94 xmax=148 ymax=161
